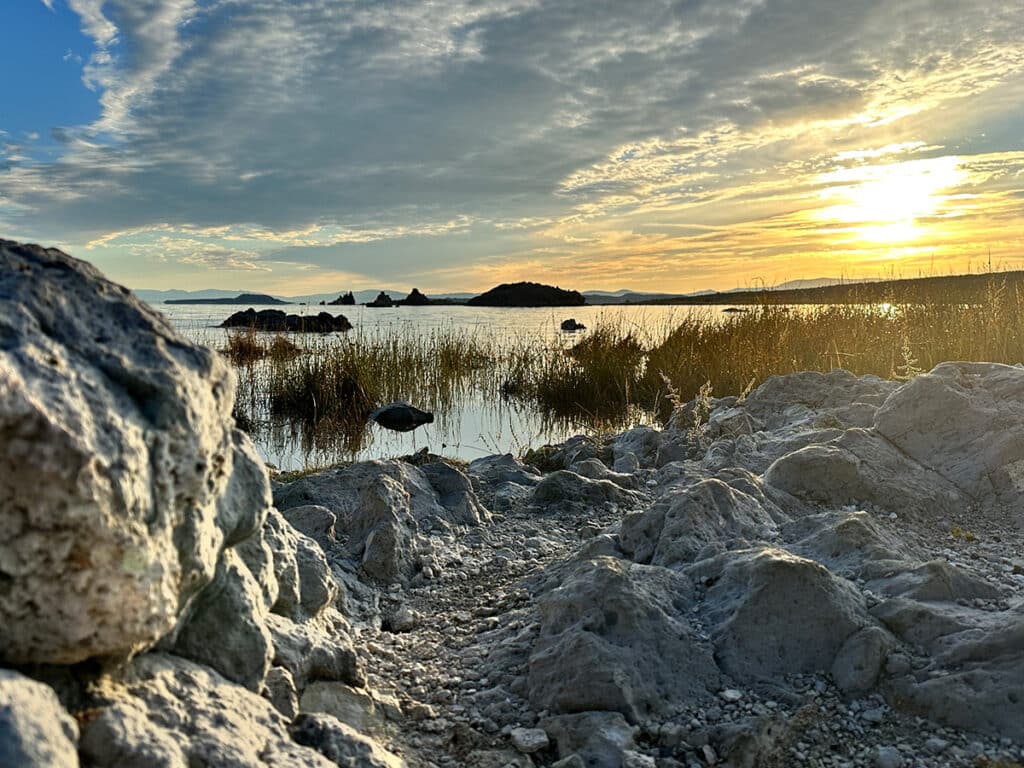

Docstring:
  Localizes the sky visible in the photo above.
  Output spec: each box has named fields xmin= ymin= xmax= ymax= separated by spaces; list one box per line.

xmin=1 ymin=0 xmax=1022 ymax=294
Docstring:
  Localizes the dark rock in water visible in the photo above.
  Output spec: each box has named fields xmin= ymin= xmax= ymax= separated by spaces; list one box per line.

xmin=166 ymin=292 xmax=289 ymax=305
xmin=367 ymin=292 xmax=395 ymax=308
xmin=329 ymin=291 xmax=356 ymax=305
xmin=221 ymin=308 xmax=352 ymax=333
xmin=369 ymin=402 xmax=434 ymax=432
xmin=401 ymin=288 xmax=431 ymax=306
xmin=561 ymin=318 xmax=586 ymax=331
xmin=468 ymin=281 xmax=586 ymax=307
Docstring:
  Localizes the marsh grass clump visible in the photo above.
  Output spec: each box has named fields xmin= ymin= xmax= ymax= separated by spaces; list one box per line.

xmin=503 ymin=322 xmax=645 ymax=421
xmin=267 ymin=351 xmax=374 ymax=424
xmin=232 ymin=325 xmax=497 ymax=447
xmin=267 ymin=334 xmax=301 ymax=362
xmin=223 ymin=330 xmax=301 ymax=366
xmin=633 ymin=280 xmax=1024 ymax=412
xmin=222 ymin=330 xmax=267 ymax=366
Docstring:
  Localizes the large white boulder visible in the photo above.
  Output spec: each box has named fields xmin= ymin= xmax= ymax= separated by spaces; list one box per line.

xmin=875 ymin=361 xmax=1024 ymax=505
xmin=0 ymin=240 xmax=270 ymax=665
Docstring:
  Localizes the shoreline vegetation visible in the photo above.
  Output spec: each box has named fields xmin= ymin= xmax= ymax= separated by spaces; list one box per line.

xmin=224 ymin=274 xmax=1024 ymax=457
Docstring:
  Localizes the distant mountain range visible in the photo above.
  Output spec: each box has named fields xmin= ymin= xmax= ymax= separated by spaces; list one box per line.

xmin=164 ymin=292 xmax=289 ymax=305
xmin=136 ymin=288 xmax=410 ymax=304
xmin=134 ymin=277 xmax=889 ymax=307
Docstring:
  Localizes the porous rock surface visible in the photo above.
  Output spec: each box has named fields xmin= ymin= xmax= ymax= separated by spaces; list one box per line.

xmin=2 ymin=241 xmax=1023 ymax=768
xmin=0 ymin=240 xmax=267 ymax=665
xmin=0 ymin=670 xmax=79 ymax=768
xmin=0 ymin=242 xmax=397 ymax=766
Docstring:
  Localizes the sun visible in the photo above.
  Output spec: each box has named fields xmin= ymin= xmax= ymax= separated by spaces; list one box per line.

xmin=816 ymin=156 xmax=967 ymax=244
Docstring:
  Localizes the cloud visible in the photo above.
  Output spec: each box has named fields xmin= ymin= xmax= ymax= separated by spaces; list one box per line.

xmin=3 ymin=0 xmax=1024 ymax=290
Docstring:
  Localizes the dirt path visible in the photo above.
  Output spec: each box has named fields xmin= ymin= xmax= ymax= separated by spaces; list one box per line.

xmin=357 ymin=501 xmax=629 ymax=767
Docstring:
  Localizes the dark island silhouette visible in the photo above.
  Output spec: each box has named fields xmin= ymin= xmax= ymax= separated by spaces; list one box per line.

xmin=401 ymin=288 xmax=431 ymax=306
xmin=166 ymin=292 xmax=289 ymax=305
xmin=467 ymin=281 xmax=586 ymax=307
xmin=220 ymin=308 xmax=352 ymax=333
xmin=366 ymin=291 xmax=395 ymax=308
xmin=328 ymin=291 xmax=356 ymax=305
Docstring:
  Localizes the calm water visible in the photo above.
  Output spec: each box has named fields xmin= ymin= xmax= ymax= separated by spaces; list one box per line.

xmin=155 ymin=301 xmax=740 ymax=469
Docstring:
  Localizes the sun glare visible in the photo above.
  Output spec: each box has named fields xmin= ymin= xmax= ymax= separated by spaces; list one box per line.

xmin=816 ymin=156 xmax=967 ymax=244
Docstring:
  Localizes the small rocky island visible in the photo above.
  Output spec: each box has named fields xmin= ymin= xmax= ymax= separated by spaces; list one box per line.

xmin=401 ymin=288 xmax=431 ymax=306
xmin=222 ymin=307 xmax=353 ymax=332
xmin=329 ymin=291 xmax=356 ymax=306
xmin=1 ymin=238 xmax=1022 ymax=768
xmin=468 ymin=281 xmax=586 ymax=307
xmin=367 ymin=291 xmax=396 ymax=308
xmin=167 ymin=292 xmax=290 ymax=305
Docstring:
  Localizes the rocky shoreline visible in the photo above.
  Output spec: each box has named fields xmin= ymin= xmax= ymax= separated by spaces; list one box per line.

xmin=1 ymin=239 xmax=1022 ymax=768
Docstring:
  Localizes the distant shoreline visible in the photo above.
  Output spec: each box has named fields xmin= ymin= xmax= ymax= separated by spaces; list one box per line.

xmin=152 ymin=269 xmax=1024 ymax=309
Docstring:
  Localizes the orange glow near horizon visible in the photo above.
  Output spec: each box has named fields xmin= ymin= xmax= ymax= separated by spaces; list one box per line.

xmin=74 ymin=146 xmax=1024 ymax=295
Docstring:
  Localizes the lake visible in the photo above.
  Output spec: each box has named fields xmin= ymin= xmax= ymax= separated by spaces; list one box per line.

xmin=156 ymin=301 xmax=745 ymax=469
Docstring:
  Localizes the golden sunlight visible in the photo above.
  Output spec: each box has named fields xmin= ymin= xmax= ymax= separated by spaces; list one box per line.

xmin=816 ymin=155 xmax=968 ymax=244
